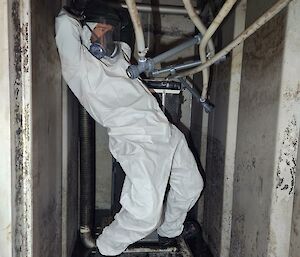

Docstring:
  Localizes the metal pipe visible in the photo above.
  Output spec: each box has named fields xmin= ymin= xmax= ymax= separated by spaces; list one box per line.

xmin=152 ymin=55 xmax=226 ymax=76
xmin=199 ymin=0 xmax=238 ymax=100
xmin=79 ymin=106 xmax=96 ymax=249
xmin=116 ymin=3 xmax=200 ymax=15
xmin=151 ymin=60 xmax=202 ymax=76
xmin=176 ymin=0 xmax=292 ymax=78
xmin=179 ymin=78 xmax=201 ymax=102
xmin=179 ymin=78 xmax=214 ymax=113
xmin=152 ymin=34 xmax=201 ymax=64
xmin=126 ymin=34 xmax=202 ymax=79
xmin=125 ymin=0 xmax=147 ymax=59
xmin=182 ymin=0 xmax=215 ymax=55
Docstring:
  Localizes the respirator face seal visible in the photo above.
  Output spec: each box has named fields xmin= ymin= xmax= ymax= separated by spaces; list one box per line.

xmin=85 ymin=21 xmax=120 ymax=59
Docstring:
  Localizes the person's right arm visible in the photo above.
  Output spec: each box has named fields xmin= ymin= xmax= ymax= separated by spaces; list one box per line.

xmin=55 ymin=9 xmax=84 ymax=82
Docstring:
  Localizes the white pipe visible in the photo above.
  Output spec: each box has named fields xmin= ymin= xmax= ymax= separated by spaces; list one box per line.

xmin=125 ymin=0 xmax=148 ymax=59
xmin=182 ymin=0 xmax=215 ymax=55
xmin=119 ymin=3 xmax=201 ymax=15
xmin=176 ymin=0 xmax=292 ymax=81
xmin=199 ymin=0 xmax=238 ymax=100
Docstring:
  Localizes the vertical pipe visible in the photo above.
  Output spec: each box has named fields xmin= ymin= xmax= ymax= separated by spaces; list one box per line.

xmin=79 ymin=105 xmax=96 ymax=248
xmin=199 ymin=0 xmax=238 ymax=100
xmin=182 ymin=0 xmax=215 ymax=55
xmin=125 ymin=0 xmax=147 ymax=59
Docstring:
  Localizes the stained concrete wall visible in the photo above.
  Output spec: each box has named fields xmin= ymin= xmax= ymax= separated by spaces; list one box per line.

xmin=230 ymin=3 xmax=285 ymax=256
xmin=201 ymin=8 xmax=235 ymax=256
xmin=290 ymin=133 xmax=300 ymax=257
xmin=290 ymin=134 xmax=300 ymax=257
xmin=0 ymin=0 xmax=78 ymax=256
xmin=204 ymin=0 xmax=300 ymax=256
xmin=31 ymin=0 xmax=64 ymax=256
xmin=0 ymin=1 xmax=13 ymax=256
xmin=96 ymin=125 xmax=112 ymax=209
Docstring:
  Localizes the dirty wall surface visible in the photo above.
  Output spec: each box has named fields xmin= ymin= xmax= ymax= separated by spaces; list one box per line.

xmin=203 ymin=0 xmax=300 ymax=256
xmin=290 ymin=134 xmax=300 ymax=257
xmin=31 ymin=0 xmax=63 ymax=256
xmin=230 ymin=6 xmax=286 ymax=257
xmin=0 ymin=0 xmax=13 ymax=256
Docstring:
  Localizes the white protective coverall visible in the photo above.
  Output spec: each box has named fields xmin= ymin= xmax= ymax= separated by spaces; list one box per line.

xmin=55 ymin=9 xmax=204 ymax=256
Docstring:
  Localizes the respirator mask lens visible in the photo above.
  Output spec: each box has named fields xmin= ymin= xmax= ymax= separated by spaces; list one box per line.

xmin=86 ymin=19 xmax=120 ymax=59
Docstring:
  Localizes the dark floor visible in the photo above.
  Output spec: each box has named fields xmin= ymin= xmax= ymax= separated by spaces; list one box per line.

xmin=72 ymin=210 xmax=213 ymax=257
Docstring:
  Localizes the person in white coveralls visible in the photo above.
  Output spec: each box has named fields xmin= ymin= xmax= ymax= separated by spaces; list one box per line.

xmin=55 ymin=1 xmax=203 ymax=256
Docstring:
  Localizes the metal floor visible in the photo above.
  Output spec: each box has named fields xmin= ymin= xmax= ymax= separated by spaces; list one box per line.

xmin=72 ymin=235 xmax=212 ymax=257
xmin=72 ymin=223 xmax=212 ymax=257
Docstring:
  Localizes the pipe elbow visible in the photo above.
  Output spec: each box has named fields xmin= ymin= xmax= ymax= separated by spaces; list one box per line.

xmin=80 ymin=227 xmax=96 ymax=249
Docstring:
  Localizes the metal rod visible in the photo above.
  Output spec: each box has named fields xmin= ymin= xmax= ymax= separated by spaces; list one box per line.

xmin=179 ymin=78 xmax=202 ymax=102
xmin=125 ymin=246 xmax=177 ymax=253
xmin=110 ymin=2 xmax=200 ymax=15
xmin=152 ymin=60 xmax=202 ymax=76
xmin=126 ymin=34 xmax=202 ymax=79
xmin=152 ymin=34 xmax=201 ymax=64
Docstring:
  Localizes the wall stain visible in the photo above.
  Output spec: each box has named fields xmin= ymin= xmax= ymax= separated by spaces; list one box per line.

xmin=283 ymin=82 xmax=300 ymax=101
xmin=12 ymin=1 xmax=32 ymax=256
xmin=276 ymin=117 xmax=298 ymax=196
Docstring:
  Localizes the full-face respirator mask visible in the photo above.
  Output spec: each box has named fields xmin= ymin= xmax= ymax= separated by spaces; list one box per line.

xmin=83 ymin=3 xmax=121 ymax=60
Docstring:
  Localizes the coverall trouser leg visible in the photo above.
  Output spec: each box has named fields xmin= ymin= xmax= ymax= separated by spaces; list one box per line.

xmin=157 ymin=130 xmax=204 ymax=238
xmin=96 ymin=126 xmax=203 ymax=256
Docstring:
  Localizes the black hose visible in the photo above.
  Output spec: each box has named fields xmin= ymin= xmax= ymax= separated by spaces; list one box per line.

xmin=79 ymin=105 xmax=96 ymax=248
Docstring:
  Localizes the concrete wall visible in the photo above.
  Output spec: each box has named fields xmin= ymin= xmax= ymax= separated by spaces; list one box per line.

xmin=290 ymin=134 xmax=300 ymax=257
xmin=201 ymin=7 xmax=235 ymax=256
xmin=96 ymin=125 xmax=112 ymax=209
xmin=0 ymin=0 xmax=80 ymax=256
xmin=204 ymin=0 xmax=300 ymax=256
xmin=0 ymin=1 xmax=13 ymax=256
xmin=31 ymin=0 xmax=64 ymax=256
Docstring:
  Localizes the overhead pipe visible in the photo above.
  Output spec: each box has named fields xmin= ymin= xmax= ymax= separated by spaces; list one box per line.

xmin=112 ymin=2 xmax=201 ymax=15
xmin=151 ymin=55 xmax=227 ymax=77
xmin=182 ymin=0 xmax=215 ymax=55
xmin=176 ymin=0 xmax=292 ymax=80
xmin=151 ymin=60 xmax=203 ymax=77
xmin=125 ymin=0 xmax=148 ymax=60
xmin=197 ymin=0 xmax=238 ymax=101
xmin=127 ymin=34 xmax=202 ymax=79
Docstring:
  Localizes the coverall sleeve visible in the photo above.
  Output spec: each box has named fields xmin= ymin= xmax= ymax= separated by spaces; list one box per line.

xmin=55 ymin=10 xmax=83 ymax=72
xmin=55 ymin=10 xmax=86 ymax=86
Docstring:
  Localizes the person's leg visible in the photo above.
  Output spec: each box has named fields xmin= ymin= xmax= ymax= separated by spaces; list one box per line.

xmin=96 ymin=132 xmax=178 ymax=256
xmin=157 ymin=127 xmax=204 ymax=238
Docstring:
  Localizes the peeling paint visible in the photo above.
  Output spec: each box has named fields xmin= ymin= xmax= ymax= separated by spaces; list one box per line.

xmin=276 ymin=117 xmax=298 ymax=197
